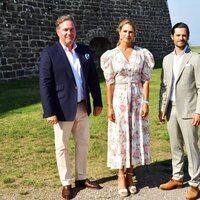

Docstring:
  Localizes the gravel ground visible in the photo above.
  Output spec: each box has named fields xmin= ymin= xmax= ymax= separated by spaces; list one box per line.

xmin=1 ymin=159 xmax=200 ymax=200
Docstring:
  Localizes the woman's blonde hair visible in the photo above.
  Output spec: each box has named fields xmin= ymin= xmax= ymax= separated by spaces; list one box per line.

xmin=116 ymin=19 xmax=137 ymax=46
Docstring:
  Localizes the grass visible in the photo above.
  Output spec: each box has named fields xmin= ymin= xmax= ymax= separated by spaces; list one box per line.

xmin=191 ymin=46 xmax=200 ymax=53
xmin=0 ymin=61 xmax=199 ymax=195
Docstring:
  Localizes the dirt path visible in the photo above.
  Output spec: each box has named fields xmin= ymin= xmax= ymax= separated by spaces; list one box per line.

xmin=1 ymin=159 xmax=200 ymax=200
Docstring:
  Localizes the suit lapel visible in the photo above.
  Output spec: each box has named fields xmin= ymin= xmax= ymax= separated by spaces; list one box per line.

xmin=176 ymin=48 xmax=192 ymax=82
xmin=167 ymin=53 xmax=173 ymax=87
xmin=75 ymin=44 xmax=88 ymax=92
xmin=56 ymin=42 xmax=75 ymax=80
xmin=75 ymin=44 xmax=87 ymax=78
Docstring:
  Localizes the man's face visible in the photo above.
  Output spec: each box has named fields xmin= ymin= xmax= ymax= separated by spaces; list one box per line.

xmin=56 ymin=20 xmax=76 ymax=48
xmin=171 ymin=27 xmax=189 ymax=49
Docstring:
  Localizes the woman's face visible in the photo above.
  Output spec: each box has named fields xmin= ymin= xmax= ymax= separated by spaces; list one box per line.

xmin=119 ymin=24 xmax=135 ymax=44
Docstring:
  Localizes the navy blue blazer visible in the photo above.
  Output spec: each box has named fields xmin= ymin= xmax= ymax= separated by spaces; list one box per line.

xmin=39 ymin=41 xmax=102 ymax=121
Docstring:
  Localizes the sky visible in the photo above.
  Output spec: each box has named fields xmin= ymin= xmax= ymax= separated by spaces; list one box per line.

xmin=167 ymin=0 xmax=200 ymax=46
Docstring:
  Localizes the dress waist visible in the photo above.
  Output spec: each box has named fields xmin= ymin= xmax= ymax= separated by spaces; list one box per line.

xmin=115 ymin=81 xmax=141 ymax=85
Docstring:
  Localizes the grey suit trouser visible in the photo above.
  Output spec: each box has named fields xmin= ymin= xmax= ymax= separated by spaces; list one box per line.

xmin=166 ymin=103 xmax=200 ymax=187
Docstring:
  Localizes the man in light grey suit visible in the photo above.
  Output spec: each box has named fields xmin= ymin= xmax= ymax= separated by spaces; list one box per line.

xmin=158 ymin=22 xmax=200 ymax=200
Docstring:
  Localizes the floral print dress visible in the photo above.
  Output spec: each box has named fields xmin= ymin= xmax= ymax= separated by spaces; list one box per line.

xmin=100 ymin=46 xmax=154 ymax=169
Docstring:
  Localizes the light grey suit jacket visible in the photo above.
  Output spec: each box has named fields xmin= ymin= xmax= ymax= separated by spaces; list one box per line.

xmin=159 ymin=46 xmax=200 ymax=118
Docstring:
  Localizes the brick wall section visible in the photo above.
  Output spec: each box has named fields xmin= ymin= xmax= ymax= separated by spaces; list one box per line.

xmin=0 ymin=0 xmax=172 ymax=81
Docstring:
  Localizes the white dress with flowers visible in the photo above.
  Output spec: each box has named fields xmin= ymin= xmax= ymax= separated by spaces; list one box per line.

xmin=101 ymin=46 xmax=154 ymax=169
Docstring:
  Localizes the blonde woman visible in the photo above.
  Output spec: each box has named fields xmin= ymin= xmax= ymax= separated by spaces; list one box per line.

xmin=101 ymin=19 xmax=154 ymax=197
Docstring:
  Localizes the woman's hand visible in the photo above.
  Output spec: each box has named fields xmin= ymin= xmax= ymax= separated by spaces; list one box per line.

xmin=107 ymin=105 xmax=115 ymax=122
xmin=141 ymin=103 xmax=149 ymax=119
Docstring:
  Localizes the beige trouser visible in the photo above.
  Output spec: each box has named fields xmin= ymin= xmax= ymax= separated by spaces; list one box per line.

xmin=53 ymin=102 xmax=89 ymax=186
xmin=166 ymin=103 xmax=200 ymax=187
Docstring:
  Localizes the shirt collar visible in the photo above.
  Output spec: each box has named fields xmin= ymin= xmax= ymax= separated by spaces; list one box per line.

xmin=60 ymin=42 xmax=77 ymax=52
xmin=173 ymin=45 xmax=188 ymax=56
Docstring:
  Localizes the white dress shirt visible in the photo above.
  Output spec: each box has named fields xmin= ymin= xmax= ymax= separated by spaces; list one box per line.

xmin=61 ymin=42 xmax=85 ymax=103
xmin=170 ymin=46 xmax=188 ymax=102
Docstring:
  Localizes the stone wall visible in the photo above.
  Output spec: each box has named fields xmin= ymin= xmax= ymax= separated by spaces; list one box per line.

xmin=0 ymin=0 xmax=172 ymax=81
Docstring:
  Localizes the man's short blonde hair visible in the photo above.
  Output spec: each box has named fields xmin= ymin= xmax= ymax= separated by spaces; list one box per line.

xmin=55 ymin=15 xmax=76 ymax=29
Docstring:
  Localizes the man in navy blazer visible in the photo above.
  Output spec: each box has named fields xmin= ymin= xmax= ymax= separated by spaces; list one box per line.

xmin=39 ymin=15 xmax=103 ymax=199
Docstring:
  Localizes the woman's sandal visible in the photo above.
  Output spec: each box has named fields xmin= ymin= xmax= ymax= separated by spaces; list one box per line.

xmin=128 ymin=185 xmax=137 ymax=194
xmin=118 ymin=188 xmax=129 ymax=197
xmin=126 ymin=172 xmax=137 ymax=194
xmin=118 ymin=174 xmax=128 ymax=197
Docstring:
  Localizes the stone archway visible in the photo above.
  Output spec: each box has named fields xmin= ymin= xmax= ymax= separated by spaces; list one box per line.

xmin=89 ymin=37 xmax=111 ymax=68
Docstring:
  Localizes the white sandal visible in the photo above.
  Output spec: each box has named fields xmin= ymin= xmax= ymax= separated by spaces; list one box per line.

xmin=118 ymin=174 xmax=128 ymax=197
xmin=118 ymin=188 xmax=128 ymax=197
xmin=126 ymin=172 xmax=137 ymax=194
xmin=128 ymin=185 xmax=137 ymax=194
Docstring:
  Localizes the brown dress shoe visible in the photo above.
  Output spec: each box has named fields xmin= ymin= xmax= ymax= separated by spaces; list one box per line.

xmin=75 ymin=178 xmax=102 ymax=189
xmin=159 ymin=178 xmax=183 ymax=190
xmin=186 ymin=186 xmax=200 ymax=200
xmin=62 ymin=185 xmax=72 ymax=200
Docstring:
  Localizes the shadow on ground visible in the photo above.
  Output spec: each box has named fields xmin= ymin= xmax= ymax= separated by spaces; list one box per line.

xmin=99 ymin=157 xmax=189 ymax=188
xmin=71 ymin=157 xmax=190 ymax=199
xmin=0 ymin=78 xmax=40 ymax=116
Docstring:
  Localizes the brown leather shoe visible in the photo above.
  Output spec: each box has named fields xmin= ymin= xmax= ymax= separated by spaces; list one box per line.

xmin=62 ymin=185 xmax=72 ymax=200
xmin=75 ymin=178 xmax=102 ymax=189
xmin=159 ymin=179 xmax=183 ymax=190
xmin=186 ymin=186 xmax=200 ymax=200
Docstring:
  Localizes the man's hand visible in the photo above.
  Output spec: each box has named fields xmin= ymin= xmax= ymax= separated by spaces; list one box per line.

xmin=93 ymin=106 xmax=102 ymax=116
xmin=47 ymin=115 xmax=58 ymax=124
xmin=192 ymin=114 xmax=200 ymax=126
xmin=158 ymin=111 xmax=165 ymax=123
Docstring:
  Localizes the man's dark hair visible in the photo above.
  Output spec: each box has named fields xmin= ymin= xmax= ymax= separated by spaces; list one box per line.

xmin=171 ymin=22 xmax=190 ymax=36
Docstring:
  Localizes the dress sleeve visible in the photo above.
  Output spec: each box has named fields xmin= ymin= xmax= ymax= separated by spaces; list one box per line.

xmin=141 ymin=48 xmax=155 ymax=82
xmin=100 ymin=50 xmax=115 ymax=85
